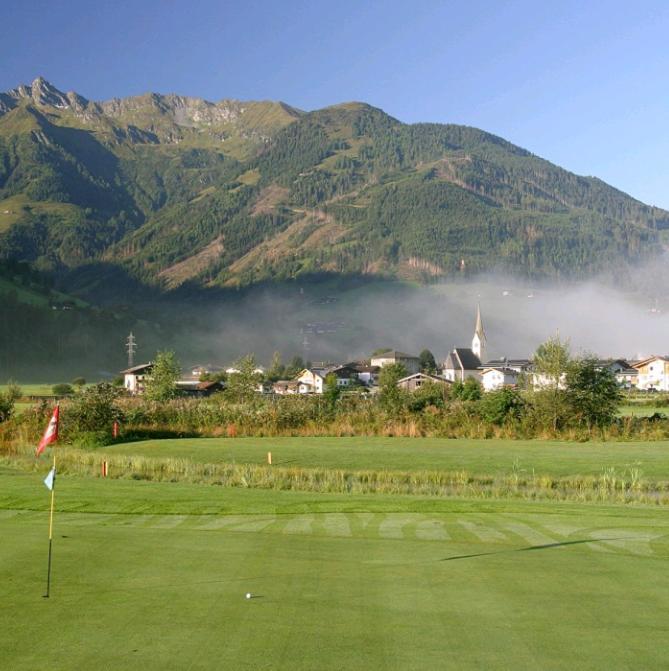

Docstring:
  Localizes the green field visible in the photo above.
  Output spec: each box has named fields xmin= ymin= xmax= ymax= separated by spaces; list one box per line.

xmin=103 ymin=436 xmax=669 ymax=479
xmin=0 ymin=384 xmax=58 ymax=397
xmin=2 ymin=469 xmax=669 ymax=670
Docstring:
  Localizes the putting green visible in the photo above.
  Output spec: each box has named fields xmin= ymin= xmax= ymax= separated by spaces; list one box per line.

xmin=103 ymin=436 xmax=669 ymax=479
xmin=2 ymin=472 xmax=669 ymax=670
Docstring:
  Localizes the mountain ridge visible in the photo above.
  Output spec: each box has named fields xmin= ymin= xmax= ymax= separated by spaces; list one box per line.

xmin=0 ymin=76 xmax=667 ymax=299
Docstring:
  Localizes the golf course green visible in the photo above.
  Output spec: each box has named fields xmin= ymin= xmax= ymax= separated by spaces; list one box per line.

xmin=2 ymin=466 xmax=669 ymax=670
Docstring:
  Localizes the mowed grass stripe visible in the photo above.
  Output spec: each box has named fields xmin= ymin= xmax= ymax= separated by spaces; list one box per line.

xmin=4 ymin=488 xmax=669 ymax=668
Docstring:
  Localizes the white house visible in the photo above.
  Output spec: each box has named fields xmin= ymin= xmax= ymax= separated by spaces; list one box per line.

xmin=633 ymin=356 xmax=669 ymax=391
xmin=120 ymin=363 xmax=153 ymax=395
xmin=480 ymin=367 xmax=519 ymax=391
xmin=296 ymin=369 xmax=325 ymax=394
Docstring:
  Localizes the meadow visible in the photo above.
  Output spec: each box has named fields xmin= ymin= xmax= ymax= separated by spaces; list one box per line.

xmin=2 ymin=468 xmax=669 ymax=670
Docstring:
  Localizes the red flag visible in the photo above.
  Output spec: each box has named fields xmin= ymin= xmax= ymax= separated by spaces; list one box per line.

xmin=36 ymin=405 xmax=59 ymax=457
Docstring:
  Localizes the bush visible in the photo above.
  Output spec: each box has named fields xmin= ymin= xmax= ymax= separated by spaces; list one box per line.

xmin=0 ymin=381 xmax=21 ymax=422
xmin=479 ymin=388 xmax=524 ymax=425
xmin=64 ymin=383 xmax=123 ymax=435
xmin=52 ymin=383 xmax=74 ymax=396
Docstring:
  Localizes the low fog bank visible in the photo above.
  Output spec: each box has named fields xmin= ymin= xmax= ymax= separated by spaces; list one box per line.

xmin=177 ymin=271 xmax=669 ymax=368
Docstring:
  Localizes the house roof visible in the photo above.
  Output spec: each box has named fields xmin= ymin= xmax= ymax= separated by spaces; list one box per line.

xmin=445 ymin=348 xmax=481 ymax=372
xmin=481 ymin=367 xmax=519 ymax=375
xmin=482 ymin=358 xmax=531 ymax=369
xmin=371 ymin=350 xmax=418 ymax=360
xmin=397 ymin=373 xmax=452 ymax=384
xmin=632 ymin=356 xmax=669 ymax=369
xmin=120 ymin=362 xmax=153 ymax=374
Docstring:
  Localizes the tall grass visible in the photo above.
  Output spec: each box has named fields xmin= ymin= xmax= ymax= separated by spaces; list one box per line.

xmin=7 ymin=395 xmax=669 ymax=446
xmin=4 ymin=445 xmax=669 ymax=505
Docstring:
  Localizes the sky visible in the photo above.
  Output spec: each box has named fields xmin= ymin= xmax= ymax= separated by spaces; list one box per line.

xmin=2 ymin=0 xmax=669 ymax=207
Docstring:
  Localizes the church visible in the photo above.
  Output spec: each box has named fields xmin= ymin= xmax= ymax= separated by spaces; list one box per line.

xmin=442 ymin=306 xmax=486 ymax=382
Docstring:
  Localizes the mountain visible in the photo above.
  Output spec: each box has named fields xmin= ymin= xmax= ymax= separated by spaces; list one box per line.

xmin=0 ymin=77 xmax=667 ymax=299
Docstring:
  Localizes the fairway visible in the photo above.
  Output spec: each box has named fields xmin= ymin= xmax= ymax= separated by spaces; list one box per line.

xmin=104 ymin=436 xmax=669 ymax=479
xmin=2 ymin=471 xmax=669 ymax=670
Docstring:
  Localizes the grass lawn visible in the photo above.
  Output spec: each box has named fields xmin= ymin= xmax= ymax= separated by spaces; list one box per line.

xmin=103 ymin=436 xmax=669 ymax=479
xmin=0 ymin=383 xmax=59 ymax=397
xmin=1 ymin=470 xmax=668 ymax=670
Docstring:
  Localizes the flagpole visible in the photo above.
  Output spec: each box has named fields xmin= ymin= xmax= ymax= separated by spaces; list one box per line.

xmin=44 ymin=449 xmax=56 ymax=598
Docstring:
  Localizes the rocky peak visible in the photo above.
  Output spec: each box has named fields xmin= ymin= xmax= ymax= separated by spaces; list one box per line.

xmin=29 ymin=76 xmax=71 ymax=108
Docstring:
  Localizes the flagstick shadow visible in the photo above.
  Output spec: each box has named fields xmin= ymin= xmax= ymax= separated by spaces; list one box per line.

xmin=440 ymin=537 xmax=629 ymax=562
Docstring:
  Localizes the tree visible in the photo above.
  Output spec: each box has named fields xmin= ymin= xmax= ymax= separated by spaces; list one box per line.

xmin=71 ymin=377 xmax=86 ymax=388
xmin=267 ymin=351 xmax=285 ymax=382
xmin=419 ymin=349 xmax=437 ymax=374
xmin=533 ymin=336 xmax=571 ymax=390
xmin=379 ymin=363 xmax=408 ymax=414
xmin=144 ymin=351 xmax=181 ymax=401
xmin=0 ymin=381 xmax=21 ymax=422
xmin=565 ymin=358 xmax=622 ymax=430
xmin=284 ymin=356 xmax=305 ymax=378
xmin=224 ymin=354 xmax=262 ymax=403
xmin=407 ymin=380 xmax=448 ymax=412
xmin=323 ymin=372 xmax=341 ymax=411
xmin=531 ymin=336 xmax=572 ymax=431
xmin=52 ymin=383 xmax=74 ymax=397
xmin=451 ymin=377 xmax=482 ymax=401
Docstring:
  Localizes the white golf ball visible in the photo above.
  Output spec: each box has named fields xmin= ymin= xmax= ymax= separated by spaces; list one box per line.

xmin=245 ymin=592 xmax=252 ymax=599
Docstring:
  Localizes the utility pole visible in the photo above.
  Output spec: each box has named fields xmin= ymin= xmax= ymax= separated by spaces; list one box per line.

xmin=302 ymin=329 xmax=310 ymax=365
xmin=126 ymin=332 xmax=137 ymax=368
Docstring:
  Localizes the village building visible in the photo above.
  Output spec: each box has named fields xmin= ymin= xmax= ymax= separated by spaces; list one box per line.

xmin=632 ymin=356 xmax=669 ymax=391
xmin=370 ymin=350 xmax=420 ymax=375
xmin=322 ymin=364 xmax=361 ymax=387
xmin=120 ymin=362 xmax=153 ymax=395
xmin=480 ymin=367 xmax=519 ymax=391
xmin=442 ymin=306 xmax=486 ymax=382
xmin=350 ymin=363 xmax=381 ymax=387
xmin=443 ymin=348 xmax=482 ymax=382
xmin=190 ymin=364 xmax=224 ymax=380
xmin=175 ymin=380 xmax=225 ymax=397
xmin=596 ymin=359 xmax=638 ymax=388
xmin=273 ymin=380 xmax=300 ymax=395
xmin=296 ymin=369 xmax=325 ymax=394
xmin=396 ymin=372 xmax=452 ymax=392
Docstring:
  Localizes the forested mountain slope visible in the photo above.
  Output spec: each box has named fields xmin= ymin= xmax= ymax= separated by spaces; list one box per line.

xmin=1 ymin=77 xmax=667 ymax=297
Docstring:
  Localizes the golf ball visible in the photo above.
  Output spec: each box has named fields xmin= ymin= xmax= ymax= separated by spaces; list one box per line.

xmin=245 ymin=593 xmax=252 ymax=599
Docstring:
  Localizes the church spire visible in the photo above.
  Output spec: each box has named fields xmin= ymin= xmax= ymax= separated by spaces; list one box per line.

xmin=472 ymin=304 xmax=486 ymax=360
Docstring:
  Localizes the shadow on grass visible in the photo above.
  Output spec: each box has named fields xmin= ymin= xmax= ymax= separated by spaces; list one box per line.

xmin=441 ymin=537 xmax=628 ymax=561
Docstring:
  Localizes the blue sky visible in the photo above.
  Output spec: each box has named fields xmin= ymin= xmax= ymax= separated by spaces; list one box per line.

xmin=3 ymin=0 xmax=669 ymax=207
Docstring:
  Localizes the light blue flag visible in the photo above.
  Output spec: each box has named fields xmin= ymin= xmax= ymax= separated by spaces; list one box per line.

xmin=44 ymin=467 xmax=55 ymax=491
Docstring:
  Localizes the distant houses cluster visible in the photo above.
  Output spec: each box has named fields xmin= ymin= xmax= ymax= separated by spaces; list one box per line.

xmin=120 ymin=306 xmax=668 ymax=396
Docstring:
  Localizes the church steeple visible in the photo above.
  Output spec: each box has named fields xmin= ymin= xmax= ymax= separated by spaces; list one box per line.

xmin=472 ymin=304 xmax=486 ymax=361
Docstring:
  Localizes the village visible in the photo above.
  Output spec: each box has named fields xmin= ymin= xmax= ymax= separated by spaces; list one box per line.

xmin=120 ymin=307 xmax=665 ymax=397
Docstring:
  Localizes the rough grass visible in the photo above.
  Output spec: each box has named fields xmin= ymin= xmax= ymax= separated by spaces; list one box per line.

xmin=4 ymin=439 xmax=669 ymax=505
xmin=2 ymin=473 xmax=669 ymax=670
